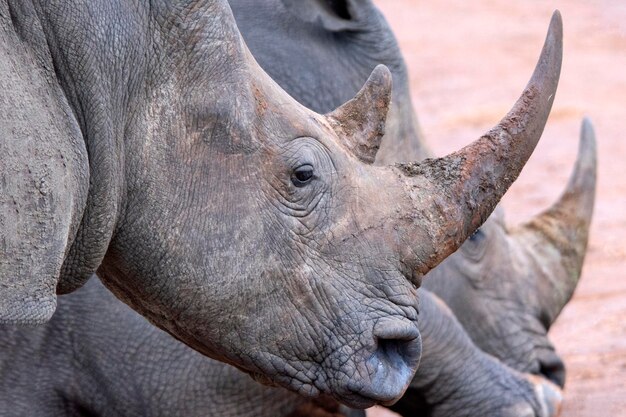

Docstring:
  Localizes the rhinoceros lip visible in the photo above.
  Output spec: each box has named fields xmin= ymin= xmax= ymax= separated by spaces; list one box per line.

xmin=248 ymin=356 xmax=407 ymax=408
xmin=249 ymin=373 xmax=380 ymax=409
xmin=342 ymin=382 xmax=407 ymax=408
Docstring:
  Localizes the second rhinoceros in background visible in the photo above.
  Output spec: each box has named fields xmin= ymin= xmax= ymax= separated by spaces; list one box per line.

xmin=393 ymin=118 xmax=596 ymax=416
xmin=421 ymin=119 xmax=597 ymax=388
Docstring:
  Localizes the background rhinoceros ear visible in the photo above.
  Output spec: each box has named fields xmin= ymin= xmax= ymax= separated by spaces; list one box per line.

xmin=281 ymin=0 xmax=368 ymax=31
xmin=325 ymin=65 xmax=392 ymax=164
xmin=0 ymin=18 xmax=88 ymax=325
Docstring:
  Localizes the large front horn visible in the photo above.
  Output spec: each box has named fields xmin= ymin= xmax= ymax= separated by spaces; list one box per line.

xmin=394 ymin=11 xmax=563 ymax=275
xmin=518 ymin=118 xmax=597 ymax=320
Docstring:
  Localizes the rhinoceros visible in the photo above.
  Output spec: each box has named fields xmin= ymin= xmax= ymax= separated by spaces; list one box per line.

xmin=2 ymin=2 xmax=584 ymax=415
xmin=229 ymin=0 xmax=593 ymax=390
xmin=1 ymin=0 xmax=560 ymax=407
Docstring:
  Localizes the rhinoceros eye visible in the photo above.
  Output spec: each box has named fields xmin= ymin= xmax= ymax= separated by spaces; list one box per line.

xmin=468 ymin=228 xmax=484 ymax=242
xmin=462 ymin=228 xmax=487 ymax=262
xmin=291 ymin=164 xmax=315 ymax=187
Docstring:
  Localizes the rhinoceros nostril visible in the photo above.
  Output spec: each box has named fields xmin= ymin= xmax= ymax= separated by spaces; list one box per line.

xmin=377 ymin=338 xmax=410 ymax=369
xmin=353 ymin=335 xmax=420 ymax=406
xmin=372 ymin=318 xmax=421 ymax=374
xmin=538 ymin=355 xmax=566 ymax=388
xmin=346 ymin=319 xmax=421 ymax=406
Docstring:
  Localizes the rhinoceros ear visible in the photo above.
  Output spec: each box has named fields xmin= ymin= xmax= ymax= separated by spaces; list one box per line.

xmin=281 ymin=0 xmax=366 ymax=31
xmin=325 ymin=65 xmax=392 ymax=164
xmin=0 ymin=21 xmax=88 ymax=324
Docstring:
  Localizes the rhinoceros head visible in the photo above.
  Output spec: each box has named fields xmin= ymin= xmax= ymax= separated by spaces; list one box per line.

xmin=97 ymin=11 xmax=561 ymax=407
xmin=424 ymin=119 xmax=596 ymax=388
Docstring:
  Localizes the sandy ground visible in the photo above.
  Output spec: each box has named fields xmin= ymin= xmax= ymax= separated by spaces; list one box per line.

xmin=368 ymin=1 xmax=626 ymax=416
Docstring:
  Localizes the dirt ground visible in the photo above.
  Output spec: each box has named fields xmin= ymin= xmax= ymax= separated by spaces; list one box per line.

xmin=368 ymin=1 xmax=626 ymax=416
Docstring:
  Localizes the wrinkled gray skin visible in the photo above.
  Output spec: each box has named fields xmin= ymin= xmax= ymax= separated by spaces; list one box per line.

xmin=231 ymin=0 xmax=593 ymax=390
xmin=0 ymin=278 xmax=555 ymax=417
xmin=0 ymin=0 xmax=562 ymax=407
xmin=1 ymin=2 xmax=583 ymax=416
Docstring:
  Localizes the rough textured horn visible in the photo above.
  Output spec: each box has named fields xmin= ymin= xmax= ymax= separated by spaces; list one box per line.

xmin=326 ymin=65 xmax=392 ymax=164
xmin=395 ymin=11 xmax=563 ymax=274
xmin=521 ymin=118 xmax=597 ymax=317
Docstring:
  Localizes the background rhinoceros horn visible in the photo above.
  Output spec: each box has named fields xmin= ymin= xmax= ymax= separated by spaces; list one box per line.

xmin=519 ymin=118 xmax=597 ymax=320
xmin=394 ymin=11 xmax=563 ymax=275
xmin=326 ymin=65 xmax=392 ymax=164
